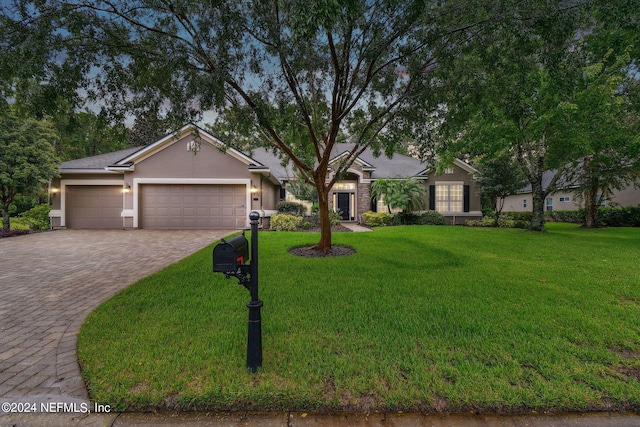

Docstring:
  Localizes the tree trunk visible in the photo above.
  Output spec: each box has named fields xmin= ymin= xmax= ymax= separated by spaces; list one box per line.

xmin=530 ymin=181 xmax=546 ymax=232
xmin=584 ymin=188 xmax=597 ymax=228
xmin=582 ymin=157 xmax=599 ymax=228
xmin=2 ymin=202 xmax=10 ymax=231
xmin=494 ymin=196 xmax=503 ymax=227
xmin=314 ymin=184 xmax=332 ymax=253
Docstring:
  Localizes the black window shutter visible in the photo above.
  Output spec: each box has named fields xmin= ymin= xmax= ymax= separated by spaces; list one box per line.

xmin=371 ymin=197 xmax=377 ymax=212
xmin=429 ymin=185 xmax=435 ymax=210
xmin=463 ymin=185 xmax=470 ymax=212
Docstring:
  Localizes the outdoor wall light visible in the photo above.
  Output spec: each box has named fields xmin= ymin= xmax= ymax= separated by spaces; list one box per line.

xmin=122 ymin=183 xmax=131 ymax=194
xmin=50 ymin=187 xmax=60 ymax=194
xmin=250 ymin=186 xmax=259 ymax=193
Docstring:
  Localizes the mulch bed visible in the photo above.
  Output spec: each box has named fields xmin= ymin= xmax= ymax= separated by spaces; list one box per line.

xmin=289 ymin=244 xmax=356 ymax=258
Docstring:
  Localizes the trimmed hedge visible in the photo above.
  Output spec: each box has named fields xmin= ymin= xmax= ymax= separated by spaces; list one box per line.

xmin=362 ymin=211 xmax=394 ymax=227
xmin=502 ymin=207 xmax=640 ymax=227
xmin=599 ymin=206 xmax=640 ymax=227
xmin=277 ymin=202 xmax=305 ymax=216
xmin=270 ymin=214 xmax=303 ymax=231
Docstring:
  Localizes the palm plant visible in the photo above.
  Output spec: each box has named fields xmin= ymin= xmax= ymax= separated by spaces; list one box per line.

xmin=371 ymin=178 xmax=427 ymax=214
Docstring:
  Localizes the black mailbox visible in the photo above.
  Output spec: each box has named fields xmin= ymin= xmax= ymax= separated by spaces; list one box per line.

xmin=213 ymin=235 xmax=249 ymax=274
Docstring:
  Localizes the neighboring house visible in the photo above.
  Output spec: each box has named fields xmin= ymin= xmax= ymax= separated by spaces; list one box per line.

xmin=501 ymin=170 xmax=640 ymax=212
xmin=49 ymin=124 xmax=482 ymax=229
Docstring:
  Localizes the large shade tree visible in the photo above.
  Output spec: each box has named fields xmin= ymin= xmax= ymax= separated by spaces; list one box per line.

xmin=417 ymin=1 xmax=640 ymax=231
xmin=561 ymin=51 xmax=640 ymax=227
xmin=50 ymin=0 xmax=510 ymax=252
xmin=422 ymin=3 xmax=591 ymax=231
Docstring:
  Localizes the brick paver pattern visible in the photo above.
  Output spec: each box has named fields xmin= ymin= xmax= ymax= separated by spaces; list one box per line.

xmin=0 ymin=229 xmax=232 ymax=404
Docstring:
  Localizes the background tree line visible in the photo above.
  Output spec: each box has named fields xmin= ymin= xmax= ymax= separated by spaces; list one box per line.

xmin=1 ymin=0 xmax=638 ymax=236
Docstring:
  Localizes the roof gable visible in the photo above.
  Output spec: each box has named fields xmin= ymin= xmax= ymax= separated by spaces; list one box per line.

xmin=112 ymin=124 xmax=262 ymax=169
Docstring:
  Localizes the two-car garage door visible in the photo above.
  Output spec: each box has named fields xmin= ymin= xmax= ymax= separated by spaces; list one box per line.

xmin=65 ymin=184 xmax=245 ymax=229
xmin=140 ymin=184 xmax=246 ymax=229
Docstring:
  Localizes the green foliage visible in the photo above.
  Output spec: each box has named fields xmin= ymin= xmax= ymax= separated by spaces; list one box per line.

xmin=501 ymin=211 xmax=534 ymax=222
xmin=466 ymin=217 xmax=530 ymax=229
xmin=0 ymin=107 xmax=59 ymax=230
xmin=309 ymin=210 xmax=342 ymax=227
xmin=270 ymin=214 xmax=303 ymax=231
xmin=387 ymin=210 xmax=447 ymax=226
xmin=417 ymin=210 xmax=447 ymax=225
xmin=285 ymin=179 xmax=317 ymax=203
xmin=598 ymin=207 xmax=640 ymax=227
xmin=545 ymin=210 xmax=585 ymax=224
xmin=371 ymin=178 xmax=427 ymax=214
xmin=476 ymin=153 xmax=528 ymax=215
xmin=277 ymin=202 xmax=305 ymax=216
xmin=19 ymin=204 xmax=51 ymax=231
xmin=362 ymin=211 xmax=394 ymax=227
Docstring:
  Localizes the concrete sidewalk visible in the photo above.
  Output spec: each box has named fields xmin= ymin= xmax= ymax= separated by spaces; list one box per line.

xmin=2 ymin=410 xmax=640 ymax=427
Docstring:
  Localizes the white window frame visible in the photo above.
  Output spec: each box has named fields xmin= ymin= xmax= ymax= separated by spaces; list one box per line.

xmin=435 ymin=182 xmax=464 ymax=213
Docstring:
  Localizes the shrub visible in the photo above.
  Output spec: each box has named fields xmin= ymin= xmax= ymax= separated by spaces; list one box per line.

xmin=19 ymin=204 xmax=51 ymax=231
xmin=502 ymin=211 xmax=533 ymax=221
xmin=466 ymin=217 xmax=530 ymax=229
xmin=599 ymin=206 xmax=640 ymax=227
xmin=545 ymin=210 xmax=584 ymax=223
xmin=277 ymin=202 xmax=304 ymax=216
xmin=390 ymin=212 xmax=420 ymax=225
xmin=466 ymin=218 xmax=496 ymax=227
xmin=362 ymin=211 xmax=394 ymax=227
xmin=329 ymin=210 xmax=342 ymax=226
xmin=418 ymin=210 xmax=446 ymax=225
xmin=270 ymin=214 xmax=303 ymax=231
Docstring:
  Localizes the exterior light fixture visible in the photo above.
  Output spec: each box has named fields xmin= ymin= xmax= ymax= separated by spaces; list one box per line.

xmin=50 ymin=187 xmax=60 ymax=194
xmin=122 ymin=183 xmax=131 ymax=194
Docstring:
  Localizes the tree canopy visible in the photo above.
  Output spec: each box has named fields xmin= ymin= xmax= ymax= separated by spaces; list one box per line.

xmin=35 ymin=0 xmax=503 ymax=249
xmin=420 ymin=1 xmax=640 ymax=230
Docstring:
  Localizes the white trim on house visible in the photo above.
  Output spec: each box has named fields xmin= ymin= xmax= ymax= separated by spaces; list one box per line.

xmin=329 ymin=151 xmax=376 ymax=171
xmin=418 ymin=158 xmax=479 ymax=176
xmin=131 ymin=178 xmax=252 ymax=228
xmin=52 ymin=178 xmax=124 ymax=227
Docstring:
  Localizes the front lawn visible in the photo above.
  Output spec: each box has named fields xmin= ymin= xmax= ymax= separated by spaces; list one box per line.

xmin=77 ymin=223 xmax=640 ymax=412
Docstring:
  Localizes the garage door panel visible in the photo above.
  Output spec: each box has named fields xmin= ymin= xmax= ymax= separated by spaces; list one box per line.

xmin=67 ymin=185 xmax=122 ymax=229
xmin=141 ymin=184 xmax=245 ymax=229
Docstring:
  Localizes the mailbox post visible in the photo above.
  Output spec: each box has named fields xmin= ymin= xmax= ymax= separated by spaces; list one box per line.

xmin=212 ymin=211 xmax=263 ymax=373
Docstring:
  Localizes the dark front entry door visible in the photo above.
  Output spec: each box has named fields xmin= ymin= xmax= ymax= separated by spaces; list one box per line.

xmin=337 ymin=193 xmax=350 ymax=220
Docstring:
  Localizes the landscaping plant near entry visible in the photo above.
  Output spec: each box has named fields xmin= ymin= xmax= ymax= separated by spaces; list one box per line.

xmin=78 ymin=224 xmax=640 ymax=412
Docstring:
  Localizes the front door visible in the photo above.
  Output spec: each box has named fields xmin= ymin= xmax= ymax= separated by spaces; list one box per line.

xmin=337 ymin=192 xmax=350 ymax=220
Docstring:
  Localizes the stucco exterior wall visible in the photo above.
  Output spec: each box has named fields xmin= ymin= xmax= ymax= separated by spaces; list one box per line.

xmin=502 ymin=182 xmax=640 ymax=213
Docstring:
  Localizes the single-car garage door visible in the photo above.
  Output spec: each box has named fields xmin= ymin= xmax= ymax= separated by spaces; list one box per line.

xmin=140 ymin=184 xmax=246 ymax=229
xmin=66 ymin=185 xmax=123 ymax=228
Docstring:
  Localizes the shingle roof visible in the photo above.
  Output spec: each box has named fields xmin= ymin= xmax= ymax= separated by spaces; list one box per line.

xmin=331 ymin=143 xmax=427 ymax=179
xmin=60 ymin=146 xmax=143 ymax=170
xmin=58 ymin=126 xmax=441 ymax=180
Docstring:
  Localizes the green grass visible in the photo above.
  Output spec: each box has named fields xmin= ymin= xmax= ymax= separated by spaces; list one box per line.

xmin=77 ymin=223 xmax=640 ymax=412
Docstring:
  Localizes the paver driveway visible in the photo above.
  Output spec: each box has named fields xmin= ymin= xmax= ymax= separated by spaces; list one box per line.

xmin=0 ymin=229 xmax=232 ymax=409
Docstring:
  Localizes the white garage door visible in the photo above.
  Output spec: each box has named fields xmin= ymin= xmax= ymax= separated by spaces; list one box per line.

xmin=140 ymin=184 xmax=246 ymax=229
xmin=66 ymin=185 xmax=123 ymax=228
